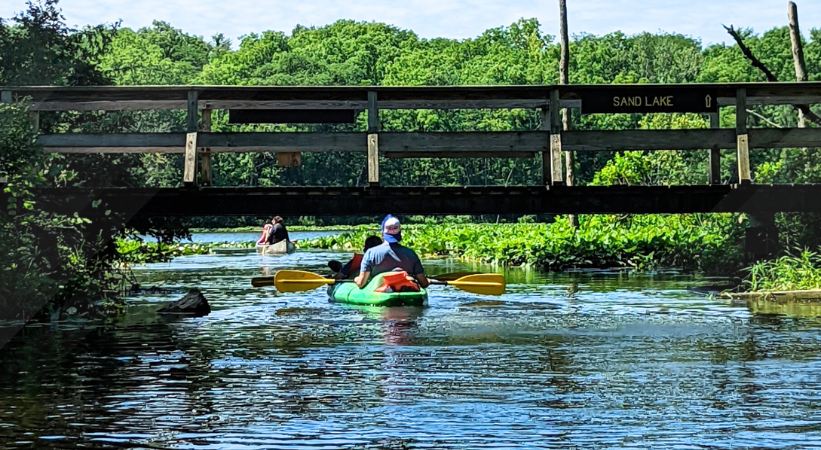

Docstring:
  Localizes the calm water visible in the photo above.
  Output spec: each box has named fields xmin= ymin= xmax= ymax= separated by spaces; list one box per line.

xmin=0 ymin=233 xmax=819 ymax=448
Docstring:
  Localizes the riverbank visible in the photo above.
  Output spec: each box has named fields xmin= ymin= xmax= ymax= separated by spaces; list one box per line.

xmin=722 ymin=250 xmax=821 ymax=303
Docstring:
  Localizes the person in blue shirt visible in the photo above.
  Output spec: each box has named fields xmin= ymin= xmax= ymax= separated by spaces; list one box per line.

xmin=354 ymin=215 xmax=430 ymax=289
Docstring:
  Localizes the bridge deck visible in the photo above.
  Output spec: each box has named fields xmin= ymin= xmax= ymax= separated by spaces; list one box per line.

xmin=26 ymin=184 xmax=821 ymax=218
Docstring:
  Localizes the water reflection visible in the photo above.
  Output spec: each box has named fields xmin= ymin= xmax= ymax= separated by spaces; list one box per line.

xmin=0 ymin=246 xmax=820 ymax=448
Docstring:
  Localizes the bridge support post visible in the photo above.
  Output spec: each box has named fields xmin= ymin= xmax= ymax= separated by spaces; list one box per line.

xmin=183 ymin=90 xmax=199 ymax=187
xmin=200 ymin=108 xmax=212 ymax=186
xmin=549 ymin=89 xmax=564 ymax=186
xmin=745 ymin=212 xmax=778 ymax=262
xmin=709 ymin=112 xmax=721 ymax=184
xmin=367 ymin=91 xmax=379 ymax=186
xmin=540 ymin=106 xmax=551 ymax=186
xmin=184 ymin=132 xmax=198 ymax=185
xmin=735 ymin=88 xmax=752 ymax=184
xmin=1 ymin=91 xmax=12 ymax=183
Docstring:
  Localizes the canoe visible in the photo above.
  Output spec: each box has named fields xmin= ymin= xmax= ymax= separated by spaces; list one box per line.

xmin=256 ymin=240 xmax=296 ymax=255
xmin=328 ymin=272 xmax=428 ymax=307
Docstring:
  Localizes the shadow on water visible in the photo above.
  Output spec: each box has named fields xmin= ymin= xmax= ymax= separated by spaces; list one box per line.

xmin=747 ymin=299 xmax=821 ymax=319
xmin=1 ymin=243 xmax=820 ymax=448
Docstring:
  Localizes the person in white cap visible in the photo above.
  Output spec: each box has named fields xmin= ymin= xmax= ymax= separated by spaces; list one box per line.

xmin=354 ymin=214 xmax=430 ymax=289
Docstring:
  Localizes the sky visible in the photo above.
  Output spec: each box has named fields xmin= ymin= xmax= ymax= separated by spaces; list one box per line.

xmin=1 ymin=0 xmax=818 ymax=48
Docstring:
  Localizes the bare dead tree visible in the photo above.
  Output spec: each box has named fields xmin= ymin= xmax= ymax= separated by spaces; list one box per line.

xmin=724 ymin=24 xmax=821 ymax=126
xmin=788 ymin=1 xmax=808 ymax=127
xmin=558 ymin=0 xmax=578 ymax=227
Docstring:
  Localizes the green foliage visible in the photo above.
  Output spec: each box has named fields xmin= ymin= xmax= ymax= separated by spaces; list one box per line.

xmin=116 ymin=239 xmax=211 ymax=263
xmin=0 ymin=0 xmax=116 ymax=85
xmin=0 ymin=102 xmax=128 ymax=320
xmin=303 ymin=215 xmax=742 ymax=273
xmin=744 ymin=248 xmax=821 ymax=291
xmin=98 ymin=21 xmax=210 ymax=85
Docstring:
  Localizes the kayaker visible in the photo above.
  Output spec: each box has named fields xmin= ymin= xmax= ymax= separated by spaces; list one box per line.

xmin=266 ymin=216 xmax=290 ymax=245
xmin=354 ymin=215 xmax=430 ymax=289
xmin=330 ymin=235 xmax=383 ymax=279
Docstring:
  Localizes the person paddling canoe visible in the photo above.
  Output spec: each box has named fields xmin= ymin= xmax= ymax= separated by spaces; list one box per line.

xmin=266 ymin=216 xmax=290 ymax=245
xmin=354 ymin=215 xmax=430 ymax=290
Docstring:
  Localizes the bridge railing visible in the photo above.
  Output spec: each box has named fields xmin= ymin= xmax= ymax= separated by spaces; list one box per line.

xmin=2 ymin=83 xmax=820 ymax=187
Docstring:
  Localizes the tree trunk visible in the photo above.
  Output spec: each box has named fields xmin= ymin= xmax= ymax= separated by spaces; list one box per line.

xmin=788 ymin=1 xmax=808 ymax=128
xmin=558 ymin=0 xmax=578 ymax=227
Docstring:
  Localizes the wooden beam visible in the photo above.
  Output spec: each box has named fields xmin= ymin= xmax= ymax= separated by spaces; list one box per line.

xmin=367 ymin=91 xmax=379 ymax=132
xmin=20 ymin=95 xmax=821 ymax=112
xmin=0 ymin=90 xmax=8 ymax=183
xmin=379 ymin=132 xmax=547 ymax=153
xmin=28 ymin=111 xmax=39 ymax=134
xmin=716 ymin=95 xmax=821 ymax=106
xmin=386 ymin=151 xmax=534 ymax=159
xmin=228 ymin=109 xmax=357 ymax=123
xmin=549 ymin=89 xmax=564 ymax=185
xmin=276 ymin=152 xmax=302 ymax=167
xmin=748 ymin=128 xmax=821 ymax=148
xmin=540 ymin=107 xmax=551 ymax=185
xmin=25 ymin=99 xmax=566 ymax=111
xmin=44 ymin=147 xmax=186 ymax=154
xmin=200 ymin=108 xmax=212 ymax=186
xmin=183 ymin=132 xmax=198 ymax=186
xmin=36 ymin=129 xmax=821 ymax=154
xmin=562 ymin=129 xmax=738 ymax=151
xmin=38 ymin=133 xmax=186 ymax=148
xmin=9 ymin=83 xmax=821 ymax=112
xmin=187 ymin=91 xmax=199 ymax=132
xmin=29 ymin=100 xmax=186 ymax=111
xmin=367 ymin=91 xmax=379 ymax=186
xmin=368 ymin=134 xmax=379 ymax=185
xmin=736 ymin=88 xmax=752 ymax=184
xmin=709 ymin=113 xmax=721 ymax=184
xmin=7 ymin=83 xmax=821 ymax=100
xmin=25 ymin=185 xmax=821 ymax=217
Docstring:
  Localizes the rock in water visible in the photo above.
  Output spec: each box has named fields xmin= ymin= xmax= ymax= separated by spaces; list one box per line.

xmin=158 ymin=289 xmax=211 ymax=316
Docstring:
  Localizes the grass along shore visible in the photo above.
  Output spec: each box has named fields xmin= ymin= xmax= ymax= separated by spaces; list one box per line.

xmin=743 ymin=249 xmax=821 ymax=292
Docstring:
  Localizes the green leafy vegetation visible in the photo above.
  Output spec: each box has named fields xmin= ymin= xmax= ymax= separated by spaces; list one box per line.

xmin=744 ymin=249 xmax=821 ymax=291
xmin=303 ymin=214 xmax=743 ymax=273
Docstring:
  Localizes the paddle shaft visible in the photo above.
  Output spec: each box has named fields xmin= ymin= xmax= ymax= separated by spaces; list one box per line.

xmin=430 ymin=280 xmax=501 ymax=287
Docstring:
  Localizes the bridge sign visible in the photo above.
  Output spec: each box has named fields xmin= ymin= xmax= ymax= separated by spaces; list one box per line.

xmin=579 ymin=87 xmax=719 ymax=114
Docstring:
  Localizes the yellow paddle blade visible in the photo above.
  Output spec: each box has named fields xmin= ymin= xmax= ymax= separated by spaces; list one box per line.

xmin=446 ymin=273 xmax=506 ymax=296
xmin=275 ymin=270 xmax=336 ymax=293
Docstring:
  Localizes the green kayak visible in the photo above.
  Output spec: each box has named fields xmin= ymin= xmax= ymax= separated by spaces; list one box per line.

xmin=327 ymin=272 xmax=428 ymax=306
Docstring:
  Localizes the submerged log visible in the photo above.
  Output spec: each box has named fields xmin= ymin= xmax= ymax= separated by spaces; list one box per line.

xmin=158 ymin=288 xmax=211 ymax=316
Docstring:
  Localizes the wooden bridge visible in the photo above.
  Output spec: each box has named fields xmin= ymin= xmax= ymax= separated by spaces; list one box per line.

xmin=2 ymin=83 xmax=820 ymax=216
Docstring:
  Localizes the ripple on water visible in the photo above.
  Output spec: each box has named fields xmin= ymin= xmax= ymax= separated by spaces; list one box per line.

xmin=0 ymin=249 xmax=819 ymax=448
